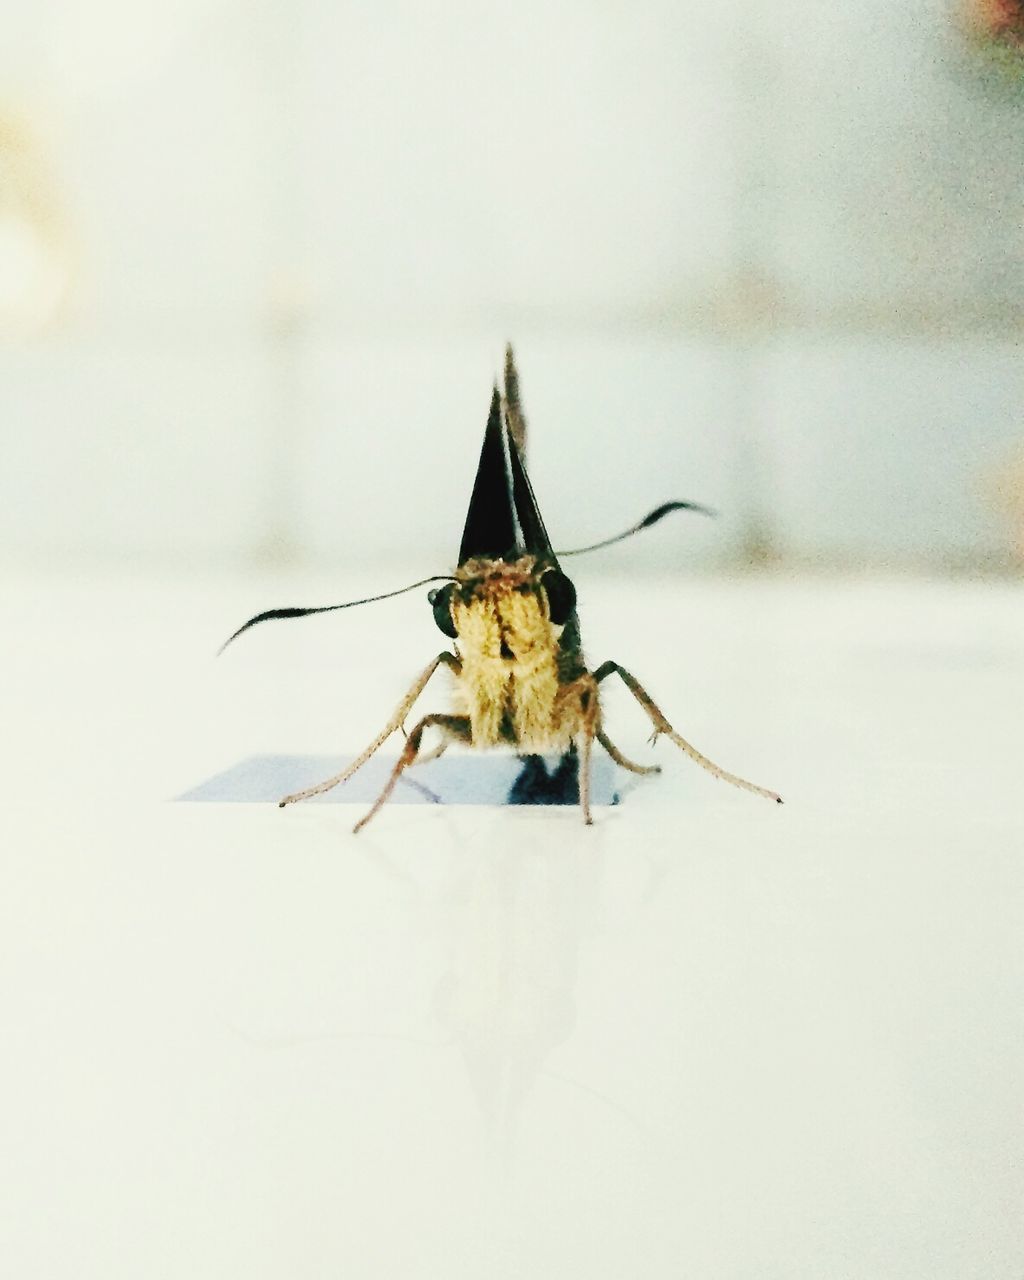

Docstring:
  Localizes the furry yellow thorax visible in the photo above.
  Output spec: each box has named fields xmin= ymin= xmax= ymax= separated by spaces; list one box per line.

xmin=451 ymin=557 xmax=570 ymax=750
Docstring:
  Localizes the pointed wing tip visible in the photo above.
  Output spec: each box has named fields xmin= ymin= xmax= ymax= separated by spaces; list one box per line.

xmin=486 ymin=381 xmax=504 ymax=438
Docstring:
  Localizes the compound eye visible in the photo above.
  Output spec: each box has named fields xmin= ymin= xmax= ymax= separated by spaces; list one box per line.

xmin=428 ymin=582 xmax=458 ymax=638
xmin=542 ymin=570 xmax=576 ymax=626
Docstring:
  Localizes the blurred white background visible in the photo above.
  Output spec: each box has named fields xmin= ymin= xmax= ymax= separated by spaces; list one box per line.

xmin=1 ymin=0 xmax=1022 ymax=574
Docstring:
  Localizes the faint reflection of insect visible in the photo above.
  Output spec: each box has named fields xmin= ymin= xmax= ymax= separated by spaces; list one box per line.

xmin=221 ymin=346 xmax=783 ymax=831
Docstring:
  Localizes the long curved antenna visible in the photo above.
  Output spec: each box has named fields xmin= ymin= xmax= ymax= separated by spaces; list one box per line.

xmin=558 ymin=501 xmax=716 ymax=558
xmin=219 ymin=575 xmax=456 ymax=654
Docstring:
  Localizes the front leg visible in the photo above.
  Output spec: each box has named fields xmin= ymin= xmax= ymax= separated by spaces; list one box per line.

xmin=279 ymin=651 xmax=461 ymax=808
xmin=592 ymin=661 xmax=783 ymax=805
xmin=354 ymin=713 xmax=471 ymax=834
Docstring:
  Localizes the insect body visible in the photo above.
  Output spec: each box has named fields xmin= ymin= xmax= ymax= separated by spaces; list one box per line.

xmin=445 ymin=556 xmax=576 ymax=752
xmin=223 ymin=347 xmax=782 ymax=831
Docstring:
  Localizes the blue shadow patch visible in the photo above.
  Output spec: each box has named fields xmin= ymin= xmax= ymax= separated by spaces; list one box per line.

xmin=178 ymin=753 xmax=622 ymax=807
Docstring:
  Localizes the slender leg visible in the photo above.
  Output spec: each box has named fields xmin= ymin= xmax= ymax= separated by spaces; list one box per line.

xmin=413 ymin=740 xmax=450 ymax=767
xmin=279 ymin=651 xmax=461 ymax=808
xmin=596 ymin=728 xmax=661 ymax=776
xmin=354 ymin=714 xmax=471 ymax=834
xmin=503 ymin=343 xmax=528 ymax=456
xmin=592 ymin=661 xmax=783 ymax=805
xmin=575 ymin=681 xmax=600 ymax=825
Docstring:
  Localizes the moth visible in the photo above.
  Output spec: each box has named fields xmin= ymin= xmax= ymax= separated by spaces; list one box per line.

xmin=222 ymin=346 xmax=783 ymax=831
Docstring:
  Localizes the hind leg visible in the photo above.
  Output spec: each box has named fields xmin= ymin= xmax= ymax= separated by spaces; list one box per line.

xmin=592 ymin=661 xmax=782 ymax=804
xmin=596 ymin=729 xmax=661 ymax=776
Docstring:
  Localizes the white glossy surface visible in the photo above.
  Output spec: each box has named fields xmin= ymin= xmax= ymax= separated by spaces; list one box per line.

xmin=3 ymin=571 xmax=1023 ymax=1277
